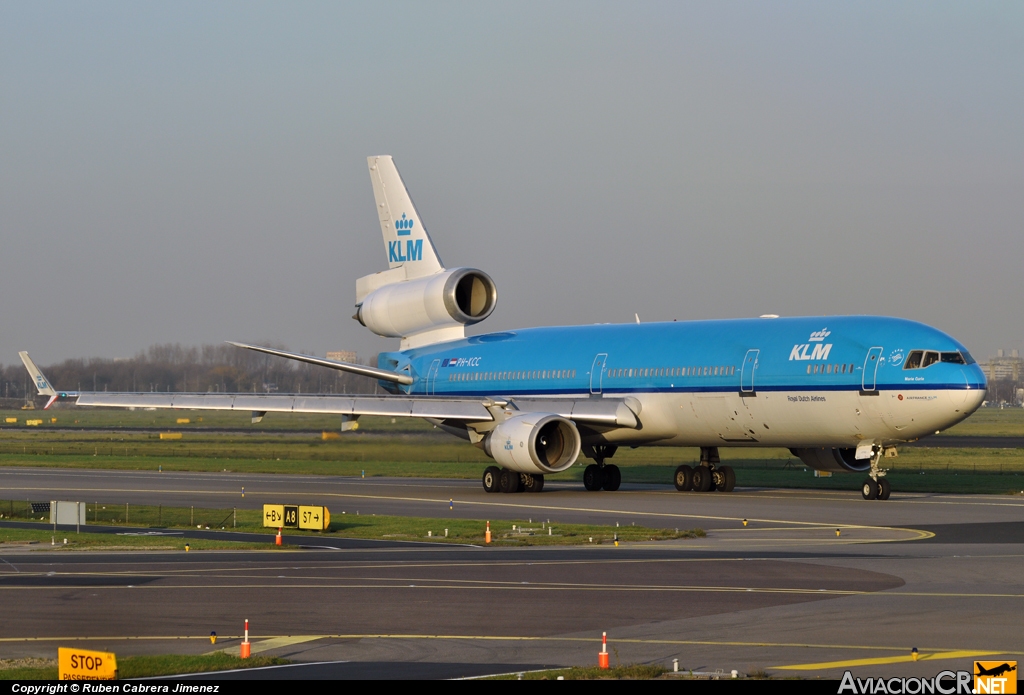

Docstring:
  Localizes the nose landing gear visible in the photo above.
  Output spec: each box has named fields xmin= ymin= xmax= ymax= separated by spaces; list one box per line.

xmin=861 ymin=446 xmax=892 ymax=500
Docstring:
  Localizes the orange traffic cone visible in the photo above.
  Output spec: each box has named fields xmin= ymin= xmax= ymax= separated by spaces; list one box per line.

xmin=598 ymin=632 xmax=610 ymax=669
xmin=240 ymin=619 xmax=251 ymax=659
xmin=276 ymin=528 xmax=282 ymax=546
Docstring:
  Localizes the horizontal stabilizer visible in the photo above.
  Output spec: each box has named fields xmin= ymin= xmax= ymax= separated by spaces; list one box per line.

xmin=227 ymin=342 xmax=414 ymax=385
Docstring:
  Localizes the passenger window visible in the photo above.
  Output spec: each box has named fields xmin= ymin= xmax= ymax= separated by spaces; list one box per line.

xmin=921 ymin=351 xmax=939 ymax=368
xmin=904 ymin=351 xmax=923 ymax=370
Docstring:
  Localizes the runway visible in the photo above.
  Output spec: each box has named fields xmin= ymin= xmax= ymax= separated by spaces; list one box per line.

xmin=1 ymin=467 xmax=1023 ymax=679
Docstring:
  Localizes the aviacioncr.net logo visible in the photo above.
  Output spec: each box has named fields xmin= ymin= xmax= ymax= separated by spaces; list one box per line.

xmin=838 ymin=670 xmax=973 ymax=694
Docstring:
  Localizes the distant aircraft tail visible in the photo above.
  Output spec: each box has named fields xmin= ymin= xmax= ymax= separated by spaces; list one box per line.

xmin=367 ymin=156 xmax=445 ymax=279
xmin=19 ymin=351 xmax=63 ymax=409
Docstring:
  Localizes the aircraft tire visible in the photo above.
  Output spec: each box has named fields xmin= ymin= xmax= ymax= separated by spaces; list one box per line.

xmin=877 ymin=478 xmax=891 ymax=500
xmin=583 ymin=464 xmax=605 ymax=491
xmin=482 ymin=466 xmax=501 ymax=493
xmin=691 ymin=466 xmax=712 ymax=493
xmin=720 ymin=466 xmax=736 ymax=492
xmin=524 ymin=474 xmax=544 ymax=493
xmin=500 ymin=468 xmax=520 ymax=493
xmin=602 ymin=465 xmax=621 ymax=491
xmin=673 ymin=465 xmax=693 ymax=491
xmin=862 ymin=478 xmax=878 ymax=500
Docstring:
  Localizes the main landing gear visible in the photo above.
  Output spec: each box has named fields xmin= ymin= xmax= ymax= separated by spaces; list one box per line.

xmin=582 ymin=445 xmax=621 ymax=491
xmin=673 ymin=447 xmax=736 ymax=493
xmin=861 ymin=446 xmax=891 ymax=501
xmin=482 ymin=466 xmax=544 ymax=494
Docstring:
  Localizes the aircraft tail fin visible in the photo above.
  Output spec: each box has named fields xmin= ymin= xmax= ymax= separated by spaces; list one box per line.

xmin=19 ymin=352 xmax=56 ymax=397
xmin=19 ymin=351 xmax=62 ymax=409
xmin=367 ymin=156 xmax=445 ymax=279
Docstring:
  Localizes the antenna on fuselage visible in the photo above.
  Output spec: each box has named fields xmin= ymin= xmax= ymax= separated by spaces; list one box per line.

xmin=635 ymin=313 xmax=640 ymax=324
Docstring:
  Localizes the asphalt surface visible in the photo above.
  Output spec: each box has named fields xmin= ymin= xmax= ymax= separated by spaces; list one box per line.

xmin=1 ymin=468 xmax=1023 ymax=680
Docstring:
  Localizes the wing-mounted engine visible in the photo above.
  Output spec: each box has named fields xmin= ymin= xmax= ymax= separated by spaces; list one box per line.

xmin=483 ymin=413 xmax=581 ymax=474
xmin=354 ymin=266 xmax=497 ymax=349
xmin=789 ymin=447 xmax=870 ymax=473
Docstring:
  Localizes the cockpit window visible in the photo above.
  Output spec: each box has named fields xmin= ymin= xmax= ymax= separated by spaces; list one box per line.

xmin=904 ymin=349 xmax=972 ymax=369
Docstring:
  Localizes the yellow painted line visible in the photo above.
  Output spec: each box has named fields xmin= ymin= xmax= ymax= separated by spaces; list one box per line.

xmin=775 ymin=650 xmax=1004 ymax=670
xmin=0 ymin=633 xmax=1019 ymax=656
xmin=3 ymin=582 xmax=1024 ymax=600
xmin=0 ymin=485 xmax=925 ymax=535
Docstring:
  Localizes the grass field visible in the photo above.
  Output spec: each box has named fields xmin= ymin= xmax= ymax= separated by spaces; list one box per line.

xmin=0 ymin=653 xmax=287 ymax=680
xmin=1 ymin=408 xmax=1022 ymax=495
xmin=0 ymin=500 xmax=704 ymax=547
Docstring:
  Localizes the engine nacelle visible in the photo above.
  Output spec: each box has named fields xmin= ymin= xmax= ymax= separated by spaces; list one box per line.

xmin=355 ymin=267 xmax=497 ymax=347
xmin=789 ymin=447 xmax=870 ymax=473
xmin=483 ymin=414 xmax=581 ymax=474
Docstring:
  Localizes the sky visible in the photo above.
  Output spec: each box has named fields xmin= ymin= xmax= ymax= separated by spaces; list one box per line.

xmin=2 ymin=1 xmax=1022 ymax=366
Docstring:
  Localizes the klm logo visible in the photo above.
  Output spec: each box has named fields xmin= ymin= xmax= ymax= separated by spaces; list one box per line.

xmin=389 ymin=239 xmax=422 ymax=263
xmin=790 ymin=343 xmax=833 ymax=361
xmin=396 ymin=213 xmax=414 ymax=236
xmin=790 ymin=327 xmax=833 ymax=361
xmin=504 ymin=438 xmax=514 ymax=451
xmin=35 ymin=375 xmax=48 ymax=390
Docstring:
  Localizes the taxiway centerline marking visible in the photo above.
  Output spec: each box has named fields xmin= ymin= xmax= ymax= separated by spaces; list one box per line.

xmin=774 ymin=649 xmax=1005 ymax=670
xmin=2 ymin=633 xmax=1018 ymax=659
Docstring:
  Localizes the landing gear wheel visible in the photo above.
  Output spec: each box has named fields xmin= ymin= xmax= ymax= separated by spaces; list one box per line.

xmin=602 ymin=465 xmax=621 ymax=491
xmin=862 ymin=478 xmax=878 ymax=500
xmin=500 ymin=468 xmax=521 ymax=493
xmin=674 ymin=465 xmax=693 ymax=492
xmin=691 ymin=466 xmax=712 ymax=492
xmin=719 ymin=465 xmax=736 ymax=493
xmin=524 ymin=474 xmax=545 ymax=493
xmin=482 ymin=466 xmax=501 ymax=493
xmin=583 ymin=464 xmax=605 ymax=491
xmin=876 ymin=478 xmax=891 ymax=501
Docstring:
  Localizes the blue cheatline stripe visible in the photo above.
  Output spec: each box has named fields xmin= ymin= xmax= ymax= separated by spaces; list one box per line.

xmin=413 ymin=382 xmax=981 ymax=397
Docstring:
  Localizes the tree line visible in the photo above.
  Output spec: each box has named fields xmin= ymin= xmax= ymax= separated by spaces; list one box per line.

xmin=0 ymin=343 xmax=380 ymax=406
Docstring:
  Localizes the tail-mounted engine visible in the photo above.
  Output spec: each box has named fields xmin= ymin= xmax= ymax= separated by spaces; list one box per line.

xmin=789 ymin=447 xmax=871 ymax=473
xmin=354 ymin=267 xmax=497 ymax=349
xmin=483 ymin=414 xmax=581 ymax=474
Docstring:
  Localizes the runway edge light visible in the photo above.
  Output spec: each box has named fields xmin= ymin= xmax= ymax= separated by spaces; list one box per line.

xmin=598 ymin=632 xmax=610 ymax=669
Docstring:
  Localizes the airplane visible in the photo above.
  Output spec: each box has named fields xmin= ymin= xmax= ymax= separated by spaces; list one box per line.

xmin=21 ymin=156 xmax=987 ymax=500
xmin=975 ymin=663 xmax=1016 ymax=678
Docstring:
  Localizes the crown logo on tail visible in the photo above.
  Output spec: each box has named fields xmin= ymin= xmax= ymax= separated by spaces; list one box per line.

xmin=396 ymin=213 xmax=415 ymax=236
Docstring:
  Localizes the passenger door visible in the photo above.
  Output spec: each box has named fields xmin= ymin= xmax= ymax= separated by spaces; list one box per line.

xmin=590 ymin=353 xmax=607 ymax=395
xmin=740 ymin=349 xmax=759 ymax=395
xmin=862 ymin=347 xmax=883 ymax=393
xmin=426 ymin=359 xmax=441 ymax=395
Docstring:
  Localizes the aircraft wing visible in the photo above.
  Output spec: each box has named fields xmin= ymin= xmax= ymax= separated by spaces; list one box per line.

xmin=21 ymin=350 xmax=639 ymax=427
xmin=73 ymin=392 xmax=638 ymax=428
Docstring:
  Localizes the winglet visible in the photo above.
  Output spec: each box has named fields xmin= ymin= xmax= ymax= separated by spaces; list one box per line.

xmin=19 ymin=351 xmax=60 ymax=409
